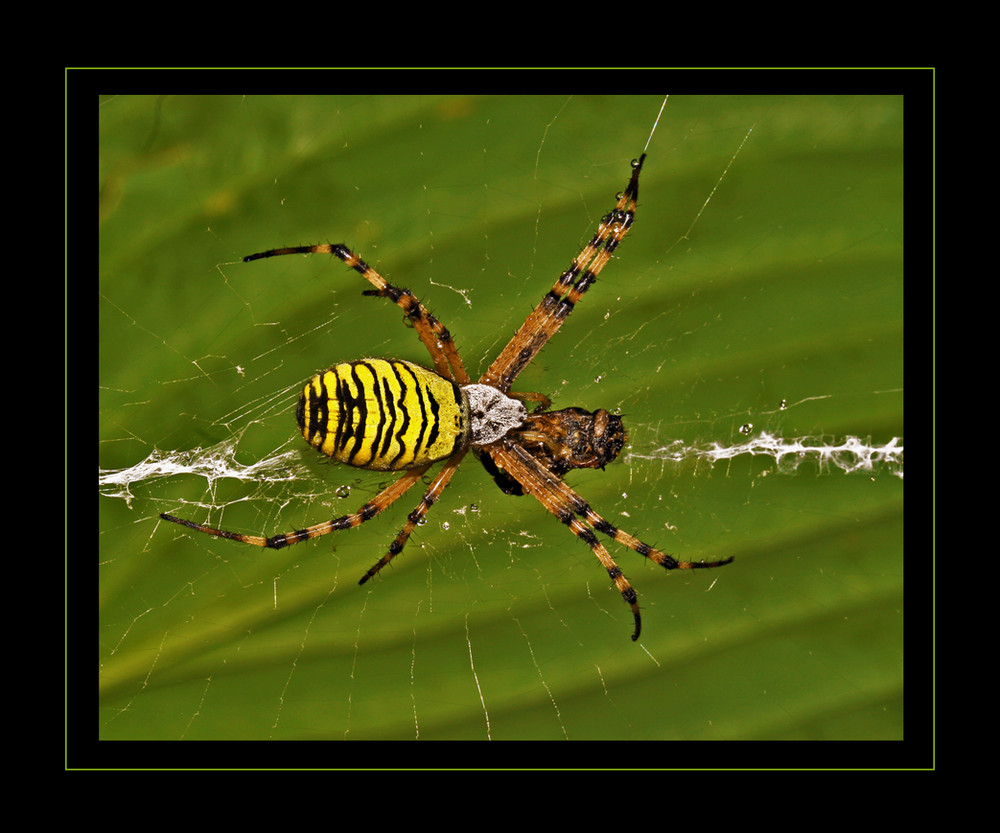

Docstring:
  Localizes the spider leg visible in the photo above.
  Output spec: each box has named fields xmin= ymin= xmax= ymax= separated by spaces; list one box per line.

xmin=488 ymin=438 xmax=733 ymax=640
xmin=480 ymin=155 xmax=644 ymax=392
xmin=485 ymin=442 xmax=643 ymax=640
xmin=500 ymin=440 xmax=733 ymax=572
xmin=584 ymin=510 xmax=736 ymax=573
xmin=358 ymin=448 xmax=469 ymax=585
xmin=244 ymin=244 xmax=470 ymax=384
xmin=160 ymin=464 xmax=431 ymax=549
xmin=509 ymin=390 xmax=552 ymax=413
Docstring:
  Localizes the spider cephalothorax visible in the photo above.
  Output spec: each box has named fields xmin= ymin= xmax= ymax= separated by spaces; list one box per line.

xmin=161 ymin=153 xmax=733 ymax=640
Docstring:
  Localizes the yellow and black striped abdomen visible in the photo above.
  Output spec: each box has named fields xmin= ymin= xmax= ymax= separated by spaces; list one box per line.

xmin=297 ymin=359 xmax=470 ymax=471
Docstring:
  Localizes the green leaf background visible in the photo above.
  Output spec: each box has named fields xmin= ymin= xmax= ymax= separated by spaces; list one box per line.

xmin=99 ymin=93 xmax=904 ymax=747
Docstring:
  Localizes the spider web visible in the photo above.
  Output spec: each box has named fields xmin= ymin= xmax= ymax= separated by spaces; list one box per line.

xmin=97 ymin=94 xmax=905 ymax=748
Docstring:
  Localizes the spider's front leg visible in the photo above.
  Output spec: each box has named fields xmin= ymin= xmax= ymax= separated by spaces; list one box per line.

xmin=485 ymin=432 xmax=733 ymax=641
xmin=480 ymin=155 xmax=645 ymax=393
xmin=509 ymin=390 xmax=552 ymax=413
xmin=484 ymin=440 xmax=643 ymax=640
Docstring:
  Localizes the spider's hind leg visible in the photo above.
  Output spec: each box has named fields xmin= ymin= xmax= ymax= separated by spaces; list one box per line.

xmin=243 ymin=242 xmax=470 ymax=384
xmin=358 ymin=449 xmax=469 ymax=584
xmin=160 ymin=463 xmax=431 ymax=549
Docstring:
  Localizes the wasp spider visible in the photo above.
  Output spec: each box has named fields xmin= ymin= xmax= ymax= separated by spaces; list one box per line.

xmin=161 ymin=153 xmax=733 ymax=641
